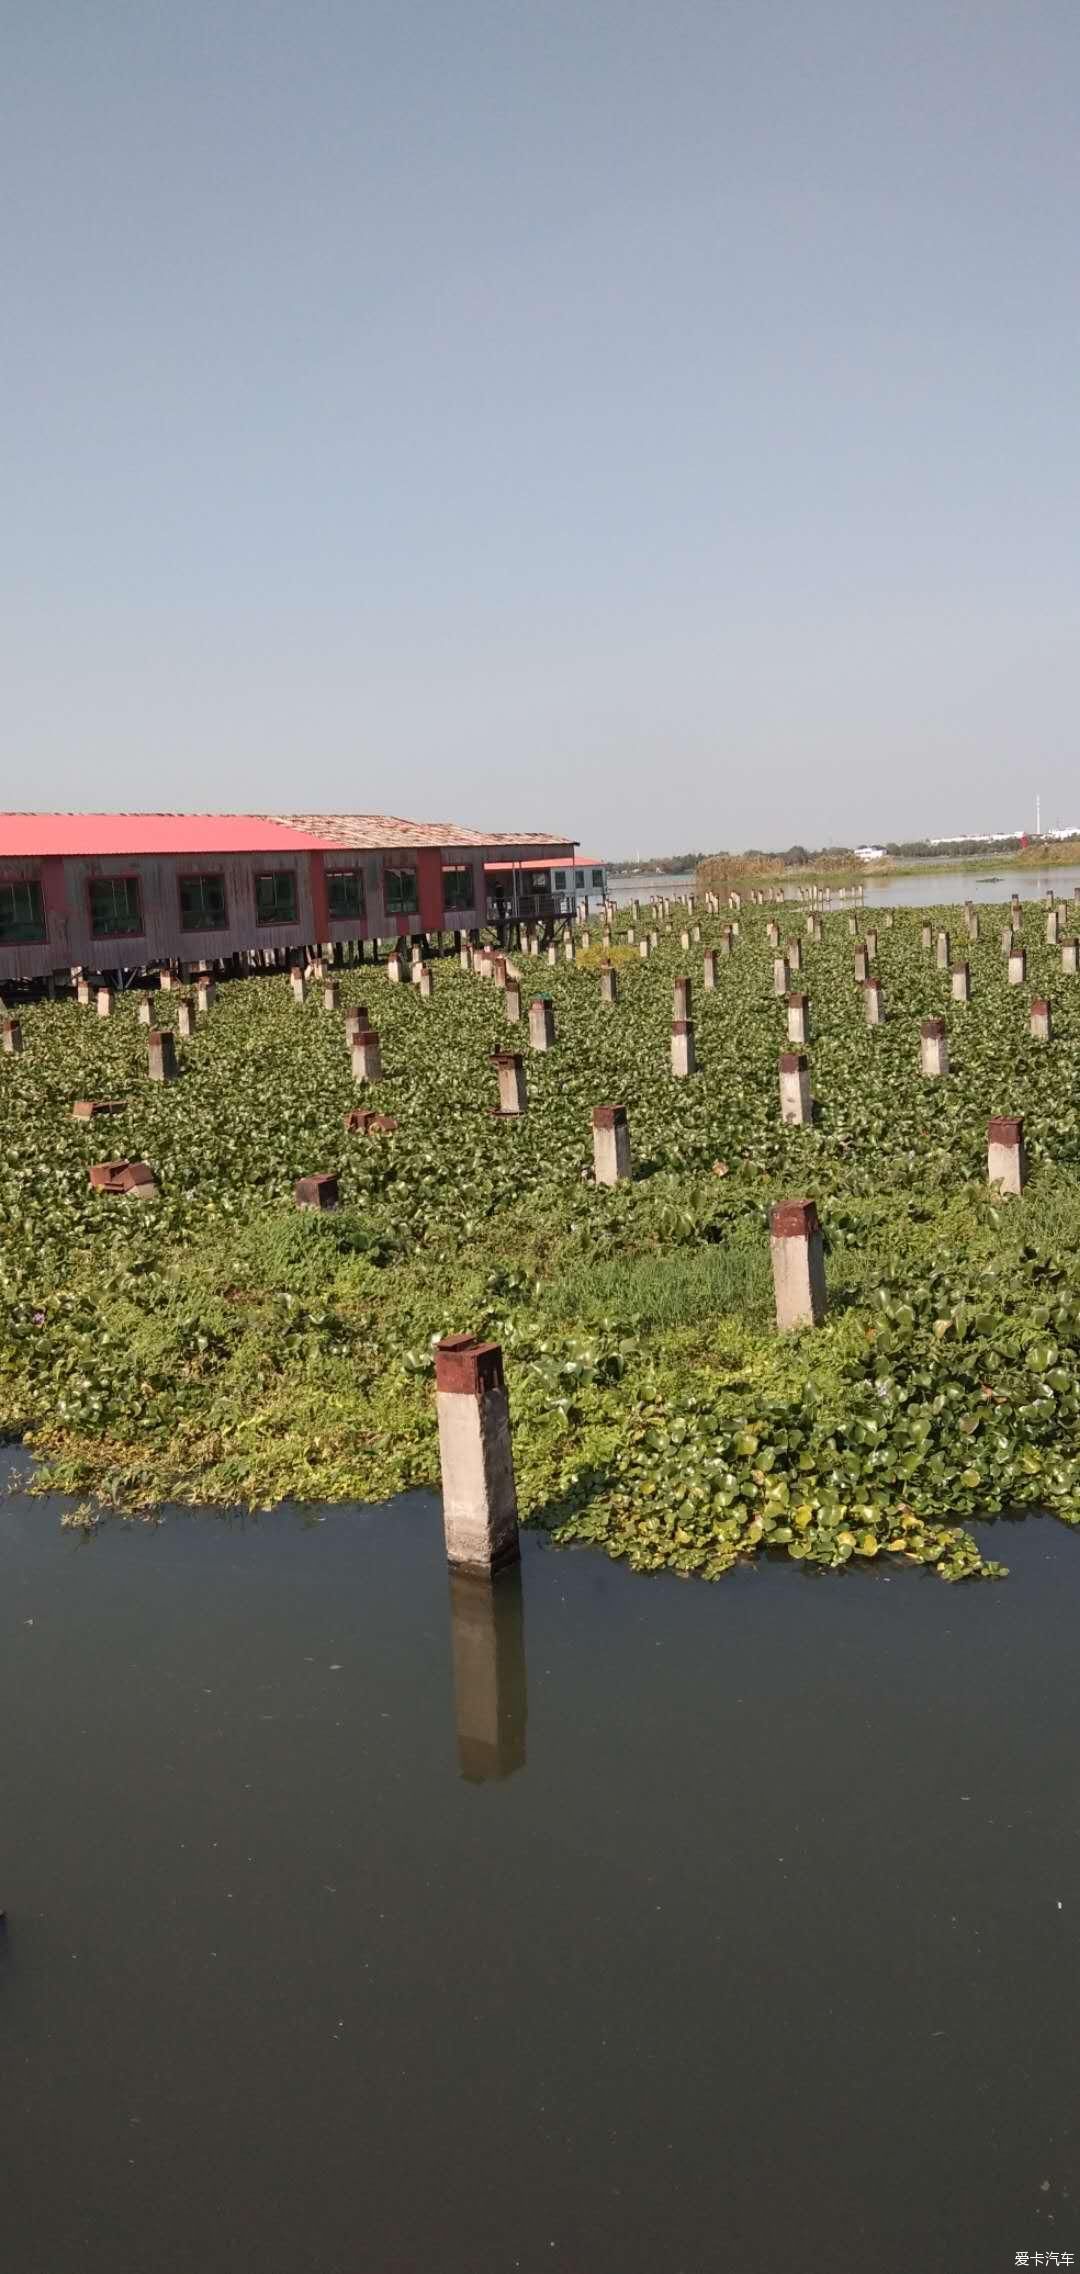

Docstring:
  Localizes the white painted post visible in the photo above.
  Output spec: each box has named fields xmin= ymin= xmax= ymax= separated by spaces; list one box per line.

xmin=951 ymin=964 xmax=971 ymax=1003
xmin=351 ymin=1028 xmax=383 ymax=1082
xmin=988 ymin=1115 xmax=1026 ymax=1194
xmin=779 ymin=1050 xmax=812 ymax=1125
xmin=147 ymin=1029 xmax=177 ymax=1083
xmin=435 ymin=1336 xmax=519 ymax=1573
xmin=1008 ymin=948 xmax=1027 ymax=986
xmin=920 ymin=1019 xmax=948 ymax=1076
xmin=935 ymin=929 xmax=950 ymax=970
xmin=592 ymin=1104 xmax=632 ymax=1185
xmin=96 ymin=988 xmax=112 ymax=1018
xmin=770 ymin=1199 xmax=827 ymax=1329
xmin=492 ymin=1052 xmax=527 ymax=1115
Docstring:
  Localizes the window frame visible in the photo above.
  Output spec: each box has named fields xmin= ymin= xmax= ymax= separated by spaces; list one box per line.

xmin=178 ymin=872 xmax=228 ymax=932
xmin=254 ymin=869 xmax=299 ymax=927
xmin=88 ymin=874 xmax=144 ymax=940
xmin=384 ymin=864 xmax=419 ymax=918
xmin=325 ymin=867 xmax=366 ymax=921
xmin=552 ymin=870 xmax=567 ymax=892
xmin=0 ymin=877 xmax=48 ymax=945
xmin=442 ymin=864 xmax=474 ymax=913
xmin=591 ymin=868 xmax=605 ymax=889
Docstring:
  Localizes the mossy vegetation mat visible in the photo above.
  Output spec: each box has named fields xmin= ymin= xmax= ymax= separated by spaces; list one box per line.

xmin=5 ymin=902 xmax=1080 ymax=1580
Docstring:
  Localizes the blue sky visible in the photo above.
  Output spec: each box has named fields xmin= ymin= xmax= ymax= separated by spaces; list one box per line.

xmin=3 ymin=2 xmax=1078 ymax=853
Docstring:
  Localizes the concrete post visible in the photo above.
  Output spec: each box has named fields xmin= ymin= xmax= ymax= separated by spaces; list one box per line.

xmin=770 ymin=1199 xmax=827 ymax=1329
xmin=599 ymin=966 xmax=618 ymax=1005
xmin=787 ymin=992 xmax=810 ymax=1044
xmin=417 ymin=965 xmax=434 ymax=999
xmin=703 ymin=949 xmax=718 ymax=990
xmin=766 ymin=921 xmax=779 ymax=947
xmin=147 ymin=1029 xmax=177 ymax=1083
xmin=294 ymin=1173 xmax=339 ymax=1212
xmin=853 ymin=944 xmax=868 ymax=983
xmin=779 ymin=1050 xmax=812 ymax=1125
xmin=529 ymin=997 xmax=556 ymax=1052
xmin=865 ymin=929 xmax=878 ymax=959
xmin=848 ymin=915 xmax=858 ymax=937
xmin=386 ymin=954 xmax=403 ymax=984
xmin=351 ymin=1029 xmax=383 ymax=1083
xmin=649 ymin=931 xmax=659 ymax=951
xmin=1030 ymin=997 xmax=1052 ymax=1041
xmin=1047 ymin=911 xmax=1059 ymax=945
xmin=592 ymin=1104 xmax=632 ymax=1185
xmin=459 ymin=939 xmax=473 ymax=970
xmin=935 ymin=929 xmax=950 ymax=970
xmin=692 ymin=923 xmax=701 ymax=943
xmin=77 ymin=979 xmax=91 ymax=1005
xmin=786 ymin=938 xmax=802 ymax=974
xmin=921 ymin=923 xmax=932 ymax=950
xmin=951 ymin=964 xmax=971 ymax=1002
xmin=719 ymin=928 xmax=732 ymax=956
xmin=492 ymin=1052 xmax=527 ymax=1115
xmin=1008 ymin=948 xmax=1027 ymax=986
xmin=322 ymin=980 xmax=340 ymax=1011
xmin=435 ymin=1335 xmax=520 ymax=1573
xmin=547 ymin=943 xmax=559 ymax=967
xmin=159 ymin=969 xmax=176 ymax=991
xmin=638 ymin=939 xmax=650 ymax=960
xmin=680 ymin=929 xmax=691 ymax=951
xmin=966 ymin=910 xmax=980 ymax=941
xmin=96 ymin=988 xmax=112 ymax=1018
xmin=671 ymin=1019 xmax=697 ymax=1076
xmin=1063 ymin=939 xmax=1079 ymax=975
xmin=564 ymin=939 xmax=576 ymax=964
xmin=673 ymin=975 xmax=692 ymax=1021
xmin=864 ymin=977 xmax=884 ymax=1024
xmin=773 ymin=955 xmax=790 ymax=996
xmin=988 ymin=1115 xmax=1026 ymax=1195
xmin=1 ymin=1017 xmax=22 ymax=1055
xmin=505 ymin=980 xmax=522 ymax=1022
xmin=1001 ymin=925 xmax=1015 ymax=953
xmin=177 ymin=999 xmax=196 ymax=1039
xmin=197 ymin=980 xmax=217 ymax=1012
xmin=920 ymin=1018 xmax=948 ymax=1076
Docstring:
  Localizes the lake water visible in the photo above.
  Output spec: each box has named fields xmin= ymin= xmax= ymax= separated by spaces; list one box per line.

xmin=607 ymin=864 xmax=1080 ymax=911
xmin=2 ymin=1450 xmax=1078 ymax=2273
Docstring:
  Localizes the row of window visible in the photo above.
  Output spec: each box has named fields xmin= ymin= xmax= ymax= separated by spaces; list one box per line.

xmin=0 ymin=863 xmax=480 ymax=945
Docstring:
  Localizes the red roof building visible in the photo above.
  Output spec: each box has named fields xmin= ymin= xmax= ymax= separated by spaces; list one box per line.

xmin=0 ymin=811 xmax=576 ymax=980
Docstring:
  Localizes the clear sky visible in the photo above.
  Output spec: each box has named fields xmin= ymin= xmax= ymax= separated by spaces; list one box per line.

xmin=3 ymin=2 xmax=1078 ymax=855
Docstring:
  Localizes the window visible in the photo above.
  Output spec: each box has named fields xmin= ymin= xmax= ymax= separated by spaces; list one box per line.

xmin=326 ymin=869 xmax=365 ymax=920
xmin=385 ymin=866 xmax=418 ymax=917
xmin=255 ymin=870 xmax=298 ymax=925
xmin=592 ymin=868 xmax=604 ymax=889
xmin=553 ymin=870 xmax=567 ymax=892
xmin=575 ymin=869 xmax=584 ymax=890
xmin=0 ymin=879 xmax=47 ymax=944
xmin=442 ymin=865 xmax=473 ymax=912
xmin=179 ymin=873 xmax=227 ymax=930
xmin=89 ymin=876 xmax=143 ymax=938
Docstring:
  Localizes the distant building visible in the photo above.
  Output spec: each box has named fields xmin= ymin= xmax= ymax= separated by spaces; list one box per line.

xmin=484 ymin=855 xmax=607 ymax=922
xmin=0 ymin=811 xmax=577 ymax=983
xmin=854 ymin=846 xmax=887 ymax=863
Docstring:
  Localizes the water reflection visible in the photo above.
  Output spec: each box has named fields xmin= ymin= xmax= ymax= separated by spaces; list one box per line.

xmin=447 ymin=1563 xmax=527 ymax=1783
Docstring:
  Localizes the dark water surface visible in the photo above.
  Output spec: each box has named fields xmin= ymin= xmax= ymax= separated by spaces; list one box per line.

xmin=1 ymin=1455 xmax=1078 ymax=2274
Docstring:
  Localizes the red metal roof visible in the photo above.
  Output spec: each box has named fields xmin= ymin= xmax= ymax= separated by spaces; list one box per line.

xmin=0 ymin=813 xmax=576 ymax=859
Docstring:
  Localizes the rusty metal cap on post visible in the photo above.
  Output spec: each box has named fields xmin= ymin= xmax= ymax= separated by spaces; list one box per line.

xmin=1032 ymin=998 xmax=1051 ymax=1016
xmin=779 ymin=1051 xmax=807 ymax=1072
xmin=770 ymin=1198 xmax=820 ymax=1239
xmin=592 ymin=1105 xmax=627 ymax=1130
xmin=988 ymin=1115 xmax=1024 ymax=1145
xmin=787 ymin=992 xmax=808 ymax=1009
xmin=491 ymin=1051 xmax=523 ymax=1069
xmin=435 ymin=1334 xmax=505 ymax=1396
xmin=671 ymin=1018 xmax=694 ymax=1035
xmin=921 ymin=1019 xmax=946 ymax=1038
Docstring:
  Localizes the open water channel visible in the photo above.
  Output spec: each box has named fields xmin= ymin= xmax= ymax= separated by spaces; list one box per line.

xmin=609 ymin=863 xmax=1080 ymax=912
xmin=1 ymin=1447 xmax=1078 ymax=2272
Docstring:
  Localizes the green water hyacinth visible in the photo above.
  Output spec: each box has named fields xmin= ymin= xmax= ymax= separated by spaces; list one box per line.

xmin=2 ymin=895 xmax=1080 ymax=1581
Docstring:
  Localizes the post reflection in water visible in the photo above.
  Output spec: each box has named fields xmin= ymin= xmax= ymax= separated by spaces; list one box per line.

xmin=447 ymin=1562 xmax=527 ymax=1783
